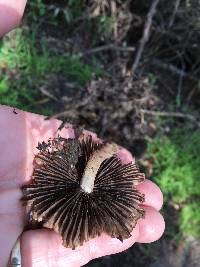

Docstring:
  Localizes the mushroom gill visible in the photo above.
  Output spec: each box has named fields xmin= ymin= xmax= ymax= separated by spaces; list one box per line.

xmin=22 ymin=135 xmax=145 ymax=249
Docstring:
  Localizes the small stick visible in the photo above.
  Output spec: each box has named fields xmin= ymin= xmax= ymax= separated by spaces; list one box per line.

xmin=39 ymin=86 xmax=58 ymax=101
xmin=81 ymin=44 xmax=135 ymax=57
xmin=140 ymin=109 xmax=200 ymax=127
xmin=152 ymin=58 xmax=198 ymax=81
xmin=168 ymin=0 xmax=181 ymax=28
xmin=132 ymin=0 xmax=160 ymax=72
xmin=50 ymin=110 xmax=75 ymax=119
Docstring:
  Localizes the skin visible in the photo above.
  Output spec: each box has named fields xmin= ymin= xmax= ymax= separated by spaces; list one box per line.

xmin=0 ymin=3 xmax=165 ymax=266
xmin=0 ymin=0 xmax=27 ymax=36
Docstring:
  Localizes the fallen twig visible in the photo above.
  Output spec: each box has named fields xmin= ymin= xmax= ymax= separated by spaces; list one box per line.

xmin=140 ymin=109 xmax=200 ymax=127
xmin=132 ymin=0 xmax=160 ymax=72
xmin=39 ymin=86 xmax=58 ymax=101
xmin=168 ymin=0 xmax=181 ymax=28
xmin=49 ymin=110 xmax=75 ymax=120
xmin=152 ymin=58 xmax=198 ymax=81
xmin=81 ymin=44 xmax=135 ymax=56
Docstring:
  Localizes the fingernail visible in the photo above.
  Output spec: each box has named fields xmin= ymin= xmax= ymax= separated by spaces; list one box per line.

xmin=9 ymin=236 xmax=21 ymax=267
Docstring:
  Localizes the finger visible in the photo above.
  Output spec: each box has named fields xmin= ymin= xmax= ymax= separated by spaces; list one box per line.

xmin=117 ymin=148 xmax=163 ymax=211
xmin=21 ymin=226 xmax=139 ymax=267
xmin=117 ymin=148 xmax=135 ymax=164
xmin=0 ymin=0 xmax=27 ymax=36
xmin=21 ymin=207 xmax=165 ymax=266
xmin=137 ymin=206 xmax=165 ymax=243
xmin=136 ymin=180 xmax=163 ymax=211
xmin=116 ymin=145 xmax=164 ymax=237
xmin=0 ymin=214 xmax=23 ymax=267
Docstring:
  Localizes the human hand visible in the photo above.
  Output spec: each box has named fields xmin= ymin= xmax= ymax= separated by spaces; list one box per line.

xmin=0 ymin=105 xmax=165 ymax=267
xmin=0 ymin=0 xmax=27 ymax=37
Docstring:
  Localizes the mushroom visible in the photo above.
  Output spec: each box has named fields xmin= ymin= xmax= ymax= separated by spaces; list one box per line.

xmin=22 ymin=135 xmax=145 ymax=249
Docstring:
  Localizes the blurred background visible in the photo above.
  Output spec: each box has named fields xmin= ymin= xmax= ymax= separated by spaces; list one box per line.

xmin=0 ymin=0 xmax=200 ymax=266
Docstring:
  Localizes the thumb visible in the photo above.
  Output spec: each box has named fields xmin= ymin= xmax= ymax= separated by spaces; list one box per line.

xmin=0 ymin=0 xmax=27 ymax=36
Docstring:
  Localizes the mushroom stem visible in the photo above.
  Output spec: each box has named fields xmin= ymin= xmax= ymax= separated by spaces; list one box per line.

xmin=80 ymin=143 xmax=119 ymax=193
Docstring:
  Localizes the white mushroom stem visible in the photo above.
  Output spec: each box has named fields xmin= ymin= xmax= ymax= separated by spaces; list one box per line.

xmin=80 ymin=143 xmax=119 ymax=193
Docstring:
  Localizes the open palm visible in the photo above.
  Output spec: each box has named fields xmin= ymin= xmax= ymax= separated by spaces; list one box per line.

xmin=0 ymin=105 xmax=165 ymax=267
